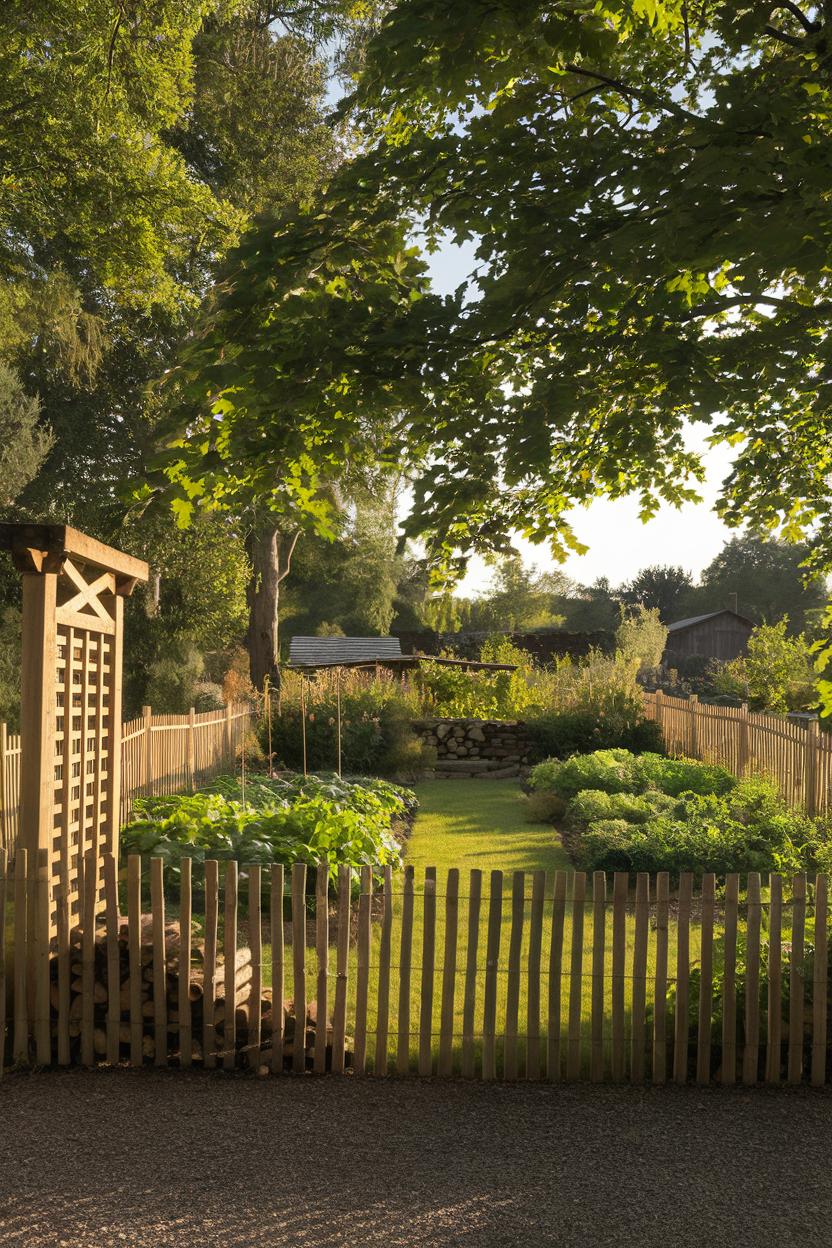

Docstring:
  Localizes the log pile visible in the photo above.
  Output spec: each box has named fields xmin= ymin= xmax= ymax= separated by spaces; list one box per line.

xmin=49 ymin=915 xmax=350 ymax=1070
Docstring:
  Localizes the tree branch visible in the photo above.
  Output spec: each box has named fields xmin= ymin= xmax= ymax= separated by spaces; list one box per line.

xmin=764 ymin=24 xmax=808 ymax=47
xmin=563 ymin=63 xmax=700 ymax=123
xmin=773 ymin=2 xmax=821 ymax=33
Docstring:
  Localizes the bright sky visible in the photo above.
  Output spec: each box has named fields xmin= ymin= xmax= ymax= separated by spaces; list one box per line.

xmin=420 ymin=240 xmax=739 ymax=597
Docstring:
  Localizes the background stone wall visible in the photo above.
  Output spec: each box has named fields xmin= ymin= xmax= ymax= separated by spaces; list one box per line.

xmin=414 ymin=718 xmax=531 ymax=779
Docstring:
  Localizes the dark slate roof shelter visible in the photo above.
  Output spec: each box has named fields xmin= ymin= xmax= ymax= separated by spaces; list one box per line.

xmin=288 ymin=636 xmax=403 ymax=668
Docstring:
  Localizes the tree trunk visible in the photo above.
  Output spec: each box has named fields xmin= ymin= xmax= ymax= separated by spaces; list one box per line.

xmin=246 ymin=525 xmax=299 ymax=691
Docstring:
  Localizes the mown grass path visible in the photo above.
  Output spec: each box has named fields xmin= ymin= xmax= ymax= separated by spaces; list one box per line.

xmin=405 ymin=778 xmax=571 ymax=878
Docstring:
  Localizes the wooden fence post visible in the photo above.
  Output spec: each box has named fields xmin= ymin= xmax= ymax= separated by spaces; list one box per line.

xmin=224 ymin=702 xmax=233 ymax=766
xmin=142 ymin=705 xmax=153 ymax=794
xmin=188 ymin=706 xmax=196 ymax=792
xmin=688 ymin=694 xmax=699 ymax=758
xmin=738 ymin=703 xmax=750 ymax=776
xmin=805 ymin=720 xmax=820 ymax=817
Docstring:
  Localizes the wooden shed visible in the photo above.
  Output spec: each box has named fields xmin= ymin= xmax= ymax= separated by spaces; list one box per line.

xmin=663 ymin=609 xmax=753 ymax=665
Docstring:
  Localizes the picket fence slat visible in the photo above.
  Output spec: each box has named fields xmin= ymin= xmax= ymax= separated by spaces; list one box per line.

xmin=674 ymin=873 xmax=692 ymax=1084
xmin=697 ymin=873 xmax=715 ymax=1085
xmin=547 ymin=870 xmax=566 ymax=1082
xmin=291 ymin=863 xmax=306 ymax=1075
xmin=631 ymin=873 xmax=649 ymax=1084
xmin=270 ymin=864 xmax=284 ymax=1075
xmin=722 ymin=873 xmax=739 ymax=1086
xmin=438 ymin=867 xmax=459 ymax=1078
xmin=203 ymin=860 xmax=219 ymax=1070
xmin=610 ymin=872 xmax=627 ymax=1082
xmin=461 ymin=868 xmax=481 ymax=1079
xmin=743 ymin=872 xmax=762 ymax=1086
xmin=333 ymin=865 xmax=352 ymax=1076
xmin=397 ymin=866 xmax=414 ymax=1076
xmin=313 ymin=863 xmax=328 ymax=1075
xmin=249 ymin=864 xmax=263 ymax=1071
xmin=767 ymin=874 xmax=783 ymax=1084
xmin=590 ymin=871 xmax=606 ymax=1084
xmin=788 ymin=873 xmax=806 ymax=1085
xmin=354 ymin=865 xmax=372 ymax=1075
xmin=103 ymin=855 xmax=120 ymax=1065
xmin=482 ymin=870 xmax=503 ymax=1081
xmin=223 ymin=861 xmax=239 ymax=1072
xmin=419 ymin=867 xmax=436 ymax=1077
xmin=504 ymin=870 xmax=524 ymax=1081
xmin=653 ymin=870 xmax=670 ymax=1084
xmin=178 ymin=857 xmax=192 ymax=1070
xmin=566 ymin=872 xmax=585 ymax=1081
xmin=127 ymin=854 xmax=142 ymax=1066
xmin=526 ymin=869 xmax=545 ymax=1081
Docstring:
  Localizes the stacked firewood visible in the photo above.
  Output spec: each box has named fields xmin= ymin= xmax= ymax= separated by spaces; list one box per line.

xmin=48 ymin=915 xmax=347 ymax=1070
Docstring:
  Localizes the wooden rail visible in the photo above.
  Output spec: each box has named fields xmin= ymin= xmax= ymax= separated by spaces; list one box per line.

xmin=4 ymin=860 xmax=830 ymax=1085
xmin=0 ymin=702 xmax=254 ymax=857
xmin=643 ymin=690 xmax=830 ymax=814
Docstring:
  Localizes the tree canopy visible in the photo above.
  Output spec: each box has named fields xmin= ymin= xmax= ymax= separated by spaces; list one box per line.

xmin=160 ymin=0 xmax=832 ymax=593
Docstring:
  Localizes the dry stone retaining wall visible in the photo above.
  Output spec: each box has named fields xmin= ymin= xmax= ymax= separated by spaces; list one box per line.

xmin=415 ymin=718 xmax=531 ymax=779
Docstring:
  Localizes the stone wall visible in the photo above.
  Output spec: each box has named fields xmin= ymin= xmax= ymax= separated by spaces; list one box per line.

xmin=414 ymin=718 xmax=531 ymax=779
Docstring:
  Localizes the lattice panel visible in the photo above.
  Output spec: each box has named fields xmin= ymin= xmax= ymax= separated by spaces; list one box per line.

xmin=52 ymin=558 xmax=117 ymax=924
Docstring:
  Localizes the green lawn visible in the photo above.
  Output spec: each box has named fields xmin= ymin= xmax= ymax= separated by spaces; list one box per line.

xmin=405 ymin=779 xmax=571 ymax=878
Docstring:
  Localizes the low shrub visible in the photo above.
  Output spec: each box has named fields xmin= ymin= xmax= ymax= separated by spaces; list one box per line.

xmin=524 ymin=709 xmax=665 ymax=762
xmin=570 ymin=777 xmax=810 ymax=878
xmin=122 ymin=771 xmax=415 ymax=889
xmin=530 ymin=748 xmax=816 ymax=877
xmin=529 ymin=749 xmax=734 ymax=802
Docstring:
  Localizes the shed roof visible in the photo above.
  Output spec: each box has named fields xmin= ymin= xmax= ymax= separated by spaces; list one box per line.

xmin=288 ymin=636 xmax=403 ymax=667
xmin=667 ymin=609 xmax=754 ymax=633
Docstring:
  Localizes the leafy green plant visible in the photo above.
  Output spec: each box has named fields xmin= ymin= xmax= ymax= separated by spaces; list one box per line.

xmin=524 ymin=708 xmax=664 ymax=762
xmin=713 ymin=619 xmax=817 ymax=713
xmin=266 ymin=669 xmax=433 ymax=777
xmin=122 ymin=771 xmax=415 ymax=890
xmin=529 ymin=749 xmax=734 ymax=802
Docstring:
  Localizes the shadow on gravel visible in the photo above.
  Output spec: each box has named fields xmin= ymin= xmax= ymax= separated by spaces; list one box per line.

xmin=1 ymin=1070 xmax=831 ymax=1247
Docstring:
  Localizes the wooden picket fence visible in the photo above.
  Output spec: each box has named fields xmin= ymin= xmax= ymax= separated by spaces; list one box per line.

xmin=3 ymin=858 xmax=830 ymax=1085
xmin=643 ymin=690 xmax=831 ymax=814
xmin=0 ymin=702 xmax=254 ymax=858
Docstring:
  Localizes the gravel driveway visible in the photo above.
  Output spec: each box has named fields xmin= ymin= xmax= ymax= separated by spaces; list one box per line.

xmin=1 ymin=1070 xmax=831 ymax=1246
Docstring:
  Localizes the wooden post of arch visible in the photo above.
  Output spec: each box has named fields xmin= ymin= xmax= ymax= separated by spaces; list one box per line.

xmin=0 ymin=524 xmax=147 ymax=1062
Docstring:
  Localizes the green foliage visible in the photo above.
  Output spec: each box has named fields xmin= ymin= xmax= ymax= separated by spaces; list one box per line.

xmin=455 ymin=557 xmax=569 ymax=633
xmin=0 ymin=607 xmax=21 ymax=730
xmin=615 ymin=606 xmax=668 ymax=675
xmin=695 ymin=537 xmax=827 ymax=635
xmin=529 ymin=748 xmax=735 ymax=802
xmin=0 ymin=364 xmax=53 ymax=507
xmin=268 ymin=670 xmax=433 ymax=778
xmin=712 ymin=619 xmax=817 ymax=713
xmin=531 ymin=748 xmax=811 ymax=877
xmin=573 ymin=783 xmax=810 ymax=879
xmin=524 ymin=709 xmax=664 ymax=762
xmin=122 ymin=771 xmax=414 ymax=886
xmin=165 ymin=0 xmax=832 ymax=595
xmin=621 ymin=565 xmax=693 ymax=623
xmin=280 ymin=477 xmax=404 ymax=641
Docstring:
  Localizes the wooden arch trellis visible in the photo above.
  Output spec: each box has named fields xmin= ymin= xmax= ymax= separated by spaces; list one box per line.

xmin=0 ymin=524 xmax=148 ymax=1063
